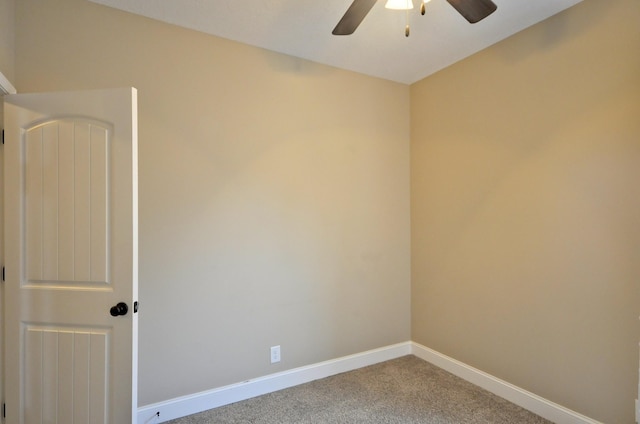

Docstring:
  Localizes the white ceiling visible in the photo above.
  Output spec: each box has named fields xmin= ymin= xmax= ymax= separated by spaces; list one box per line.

xmin=88 ymin=0 xmax=583 ymax=84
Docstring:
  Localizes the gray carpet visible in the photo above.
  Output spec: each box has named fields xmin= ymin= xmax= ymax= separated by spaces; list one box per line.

xmin=166 ymin=355 xmax=551 ymax=423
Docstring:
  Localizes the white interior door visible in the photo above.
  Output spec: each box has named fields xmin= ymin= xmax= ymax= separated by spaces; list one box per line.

xmin=3 ymin=88 xmax=138 ymax=424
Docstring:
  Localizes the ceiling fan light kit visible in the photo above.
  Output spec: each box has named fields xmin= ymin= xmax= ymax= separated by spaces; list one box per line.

xmin=384 ymin=0 xmax=414 ymax=10
xmin=385 ymin=0 xmax=432 ymax=10
xmin=332 ymin=0 xmax=497 ymax=36
xmin=386 ymin=0 xmax=432 ymax=36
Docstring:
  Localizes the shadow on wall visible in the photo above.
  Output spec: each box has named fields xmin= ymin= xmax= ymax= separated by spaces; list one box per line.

xmin=496 ymin=0 xmax=612 ymax=64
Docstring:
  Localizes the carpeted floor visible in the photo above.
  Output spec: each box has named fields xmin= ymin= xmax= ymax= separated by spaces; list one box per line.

xmin=166 ymin=355 xmax=551 ymax=423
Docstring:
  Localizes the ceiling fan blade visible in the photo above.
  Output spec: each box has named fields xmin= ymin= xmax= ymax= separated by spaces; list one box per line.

xmin=446 ymin=0 xmax=497 ymax=23
xmin=332 ymin=0 xmax=378 ymax=35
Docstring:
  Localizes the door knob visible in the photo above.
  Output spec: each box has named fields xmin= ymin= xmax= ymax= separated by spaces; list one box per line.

xmin=110 ymin=302 xmax=129 ymax=317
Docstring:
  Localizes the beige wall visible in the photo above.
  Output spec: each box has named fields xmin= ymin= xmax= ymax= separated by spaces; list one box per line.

xmin=15 ymin=0 xmax=411 ymax=405
xmin=411 ymin=0 xmax=640 ymax=422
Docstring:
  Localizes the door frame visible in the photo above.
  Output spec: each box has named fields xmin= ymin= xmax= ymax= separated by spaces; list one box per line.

xmin=0 ymin=68 xmax=16 ymax=422
xmin=0 ymin=71 xmax=16 ymax=96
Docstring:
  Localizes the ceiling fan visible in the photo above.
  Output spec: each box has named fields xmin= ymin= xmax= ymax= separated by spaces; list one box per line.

xmin=332 ymin=0 xmax=498 ymax=35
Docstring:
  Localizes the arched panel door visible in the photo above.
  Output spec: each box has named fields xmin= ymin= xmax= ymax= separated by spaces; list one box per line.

xmin=4 ymin=88 xmax=138 ymax=424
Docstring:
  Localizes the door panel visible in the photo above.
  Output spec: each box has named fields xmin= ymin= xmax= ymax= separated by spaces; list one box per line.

xmin=24 ymin=119 xmax=110 ymax=285
xmin=24 ymin=327 xmax=110 ymax=424
xmin=4 ymin=88 xmax=138 ymax=424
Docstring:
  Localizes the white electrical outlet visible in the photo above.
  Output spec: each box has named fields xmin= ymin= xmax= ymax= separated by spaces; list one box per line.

xmin=270 ymin=345 xmax=281 ymax=364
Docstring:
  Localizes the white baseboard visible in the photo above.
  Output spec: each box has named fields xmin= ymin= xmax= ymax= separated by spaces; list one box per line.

xmin=411 ymin=342 xmax=602 ymax=424
xmin=137 ymin=341 xmax=602 ymax=424
xmin=137 ymin=342 xmax=412 ymax=423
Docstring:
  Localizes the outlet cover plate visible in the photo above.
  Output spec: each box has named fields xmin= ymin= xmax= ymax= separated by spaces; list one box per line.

xmin=271 ymin=346 xmax=281 ymax=364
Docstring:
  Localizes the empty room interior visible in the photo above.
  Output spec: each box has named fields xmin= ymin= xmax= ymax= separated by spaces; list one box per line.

xmin=0 ymin=0 xmax=639 ymax=423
